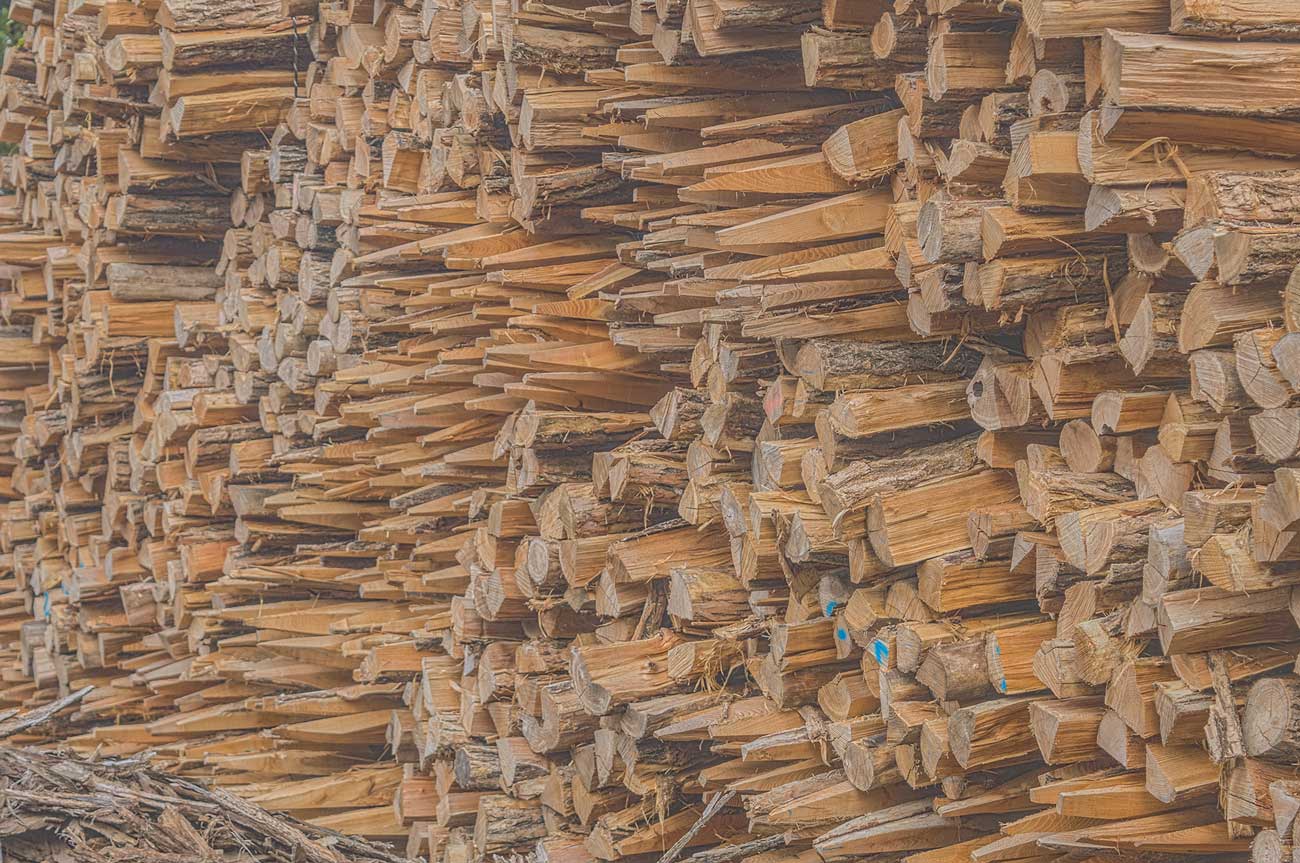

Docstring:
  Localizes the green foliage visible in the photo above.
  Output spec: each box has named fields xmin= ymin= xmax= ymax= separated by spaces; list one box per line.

xmin=0 ymin=2 xmax=19 ymax=156
xmin=0 ymin=1 xmax=19 ymax=60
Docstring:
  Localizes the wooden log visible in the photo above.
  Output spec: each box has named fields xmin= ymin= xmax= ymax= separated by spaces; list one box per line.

xmin=1023 ymin=0 xmax=1169 ymax=38
xmin=1170 ymin=1 xmax=1300 ymax=39
xmin=106 ymin=263 xmax=222 ymax=301
xmin=948 ymin=696 xmax=1043 ymax=770
xmin=1244 ymin=676 xmax=1300 ymax=762
xmin=1101 ymin=32 xmax=1300 ymax=116
xmin=1158 ymin=586 xmax=1299 ymax=654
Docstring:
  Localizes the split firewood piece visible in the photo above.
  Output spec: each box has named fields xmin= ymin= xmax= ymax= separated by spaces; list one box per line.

xmin=968 ymin=501 xmax=1037 ymax=560
xmin=1120 ymin=291 xmax=1187 ymax=376
xmin=868 ymin=469 xmax=1020 ymax=568
xmin=986 ymin=618 xmax=1057 ymax=695
xmin=1029 ymin=696 xmax=1106 ymax=764
xmin=1105 ymin=657 xmax=1181 ymax=739
xmin=916 ymin=551 xmax=1036 ymax=614
xmin=925 ymin=29 xmax=1014 ymax=101
xmin=1157 ymin=586 xmax=1298 ymax=654
xmin=982 ymin=207 xmax=1124 ymax=259
xmin=801 ymin=28 xmax=910 ymax=91
xmin=948 ymin=695 xmax=1045 ymax=771
xmin=826 ymin=382 xmax=972 ymax=440
xmin=813 ymin=799 xmax=976 ymax=859
xmin=1238 ymin=328 xmax=1299 ymax=411
xmin=1023 ymin=0 xmax=1170 ymax=38
xmin=966 ymin=357 xmax=1047 ymax=431
xmin=570 ymin=630 xmax=689 ymax=715
xmin=822 ymin=108 xmax=905 ymax=184
xmin=1003 ymin=131 xmax=1091 ymax=212
xmin=918 ymin=198 xmax=1003 ymax=264
xmin=1101 ymin=31 xmax=1300 ymax=115
xmin=1059 ymin=420 xmax=1115 ymax=473
xmin=1184 ymin=488 xmax=1260 ymax=548
xmin=976 ymin=251 xmax=1121 ymax=313
xmin=818 ymin=433 xmax=982 ymax=527
xmin=1017 ymin=459 xmax=1136 ymax=527
xmin=1086 ymin=185 xmax=1185 ymax=234
xmin=1145 ymin=742 xmax=1219 ymax=804
xmin=1056 ymin=499 xmax=1171 ymax=576
xmin=1082 ymin=121 xmax=1300 ymax=191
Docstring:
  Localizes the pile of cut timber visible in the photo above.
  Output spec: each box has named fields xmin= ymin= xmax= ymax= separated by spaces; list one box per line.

xmin=5 ymin=0 xmax=1300 ymax=859
xmin=0 ymin=742 xmax=415 ymax=862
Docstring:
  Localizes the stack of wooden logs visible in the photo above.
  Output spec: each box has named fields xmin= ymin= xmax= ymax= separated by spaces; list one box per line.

xmin=5 ymin=0 xmax=1300 ymax=860
xmin=0 ymin=738 xmax=417 ymax=863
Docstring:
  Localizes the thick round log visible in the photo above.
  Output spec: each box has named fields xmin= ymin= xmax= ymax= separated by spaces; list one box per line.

xmin=1059 ymin=419 xmax=1116 ymax=473
xmin=1029 ymin=69 xmax=1084 ymax=116
xmin=1244 ymin=676 xmax=1300 ymax=762
xmin=870 ymin=12 xmax=927 ymax=63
